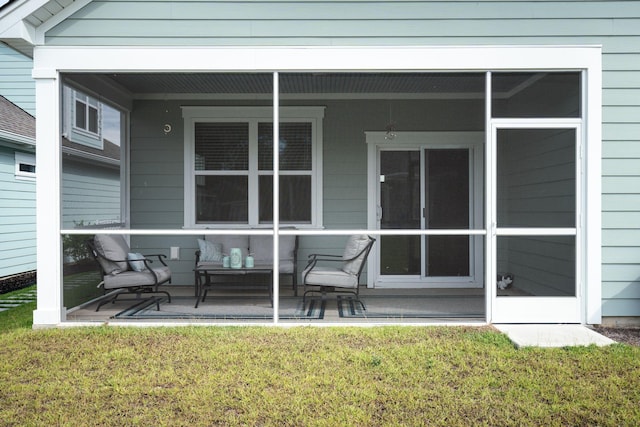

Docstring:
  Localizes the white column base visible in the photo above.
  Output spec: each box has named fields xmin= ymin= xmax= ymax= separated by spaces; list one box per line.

xmin=32 ymin=307 xmax=66 ymax=327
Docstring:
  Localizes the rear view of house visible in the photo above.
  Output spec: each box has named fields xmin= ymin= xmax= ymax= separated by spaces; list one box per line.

xmin=0 ymin=41 xmax=36 ymax=292
xmin=0 ymin=1 xmax=638 ymax=327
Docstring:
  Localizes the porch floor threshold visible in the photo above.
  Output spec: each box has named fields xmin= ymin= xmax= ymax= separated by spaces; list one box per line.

xmin=495 ymin=324 xmax=615 ymax=348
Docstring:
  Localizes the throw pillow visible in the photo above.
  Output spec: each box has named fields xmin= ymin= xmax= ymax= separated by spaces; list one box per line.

xmin=127 ymin=252 xmax=147 ymax=272
xmin=198 ymin=239 xmax=223 ymax=262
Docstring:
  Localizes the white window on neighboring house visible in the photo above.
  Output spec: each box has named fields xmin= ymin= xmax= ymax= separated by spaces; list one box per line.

xmin=73 ymin=92 xmax=100 ymax=136
xmin=183 ymin=106 xmax=324 ymax=228
xmin=15 ymin=152 xmax=36 ymax=181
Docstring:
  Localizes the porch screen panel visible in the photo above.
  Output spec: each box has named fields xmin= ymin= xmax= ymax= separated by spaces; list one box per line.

xmin=195 ymin=123 xmax=248 ymax=170
xmin=61 ymin=93 xmax=124 ymax=310
xmin=380 ymin=151 xmax=421 ymax=275
xmin=497 ymin=236 xmax=575 ymax=297
xmin=258 ymin=123 xmax=312 ymax=170
xmin=497 ymin=129 xmax=576 ymax=228
xmin=258 ymin=122 xmax=312 ymax=223
xmin=495 ymin=127 xmax=577 ymax=298
xmin=258 ymin=176 xmax=311 ymax=223
xmin=425 ymin=149 xmax=470 ymax=277
xmin=194 ymin=123 xmax=249 ymax=223
xmin=196 ymin=176 xmax=248 ymax=223
xmin=61 ymin=93 xmax=123 ymax=230
xmin=492 ymin=72 xmax=581 ymax=118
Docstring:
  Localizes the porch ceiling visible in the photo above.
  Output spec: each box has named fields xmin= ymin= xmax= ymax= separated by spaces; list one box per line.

xmin=65 ymin=72 xmax=536 ymax=98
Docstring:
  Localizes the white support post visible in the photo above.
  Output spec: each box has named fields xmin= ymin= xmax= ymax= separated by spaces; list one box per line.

xmin=272 ymin=72 xmax=280 ymax=324
xmin=32 ymin=66 xmax=65 ymax=326
xmin=584 ymin=61 xmax=603 ymax=325
xmin=485 ymin=72 xmax=494 ymax=325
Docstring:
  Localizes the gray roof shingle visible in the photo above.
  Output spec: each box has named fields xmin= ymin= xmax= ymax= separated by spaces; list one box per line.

xmin=0 ymin=94 xmax=35 ymax=141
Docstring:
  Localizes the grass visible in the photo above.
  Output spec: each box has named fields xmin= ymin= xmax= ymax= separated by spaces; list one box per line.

xmin=0 ymin=285 xmax=36 ymax=333
xmin=1 ymin=290 xmax=639 ymax=426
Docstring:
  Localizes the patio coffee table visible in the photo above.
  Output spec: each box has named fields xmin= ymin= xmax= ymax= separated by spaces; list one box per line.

xmin=194 ymin=265 xmax=273 ymax=308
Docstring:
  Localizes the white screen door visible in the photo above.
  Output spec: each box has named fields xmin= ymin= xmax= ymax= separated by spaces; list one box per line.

xmin=490 ymin=123 xmax=582 ymax=323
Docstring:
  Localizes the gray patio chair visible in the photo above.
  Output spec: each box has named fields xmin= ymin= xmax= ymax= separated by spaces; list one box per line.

xmin=87 ymin=234 xmax=172 ymax=311
xmin=302 ymin=235 xmax=375 ymax=310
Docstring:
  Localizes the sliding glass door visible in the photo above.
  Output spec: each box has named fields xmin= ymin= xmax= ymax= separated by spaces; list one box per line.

xmin=372 ymin=133 xmax=484 ymax=288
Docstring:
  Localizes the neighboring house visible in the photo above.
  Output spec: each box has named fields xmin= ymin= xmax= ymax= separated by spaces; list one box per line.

xmin=0 ymin=41 xmax=34 ymax=115
xmin=0 ymin=42 xmax=36 ymax=292
xmin=1 ymin=40 xmax=122 ymax=292
xmin=0 ymin=93 xmax=35 ymax=292
xmin=0 ymin=0 xmax=638 ymax=327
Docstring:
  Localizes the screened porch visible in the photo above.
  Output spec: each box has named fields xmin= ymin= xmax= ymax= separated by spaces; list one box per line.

xmin=57 ymin=70 xmax=582 ymax=324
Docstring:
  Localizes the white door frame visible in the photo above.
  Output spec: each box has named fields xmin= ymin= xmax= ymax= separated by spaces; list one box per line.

xmin=366 ymin=131 xmax=484 ymax=289
xmin=488 ymin=120 xmax=583 ymax=323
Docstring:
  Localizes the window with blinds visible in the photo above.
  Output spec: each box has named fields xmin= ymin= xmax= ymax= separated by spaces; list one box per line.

xmin=186 ymin=108 xmax=323 ymax=227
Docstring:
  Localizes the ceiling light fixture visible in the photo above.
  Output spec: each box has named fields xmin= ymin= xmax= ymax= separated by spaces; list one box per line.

xmin=384 ymin=101 xmax=397 ymax=140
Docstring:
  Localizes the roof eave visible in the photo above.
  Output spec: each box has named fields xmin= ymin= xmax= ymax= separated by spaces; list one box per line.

xmin=0 ymin=20 xmax=36 ymax=55
xmin=0 ymin=0 xmax=73 ymax=57
xmin=0 ymin=129 xmax=36 ymax=147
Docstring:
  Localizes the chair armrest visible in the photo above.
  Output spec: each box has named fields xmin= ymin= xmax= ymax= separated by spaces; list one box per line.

xmin=307 ymin=253 xmax=342 ymax=260
xmin=304 ymin=253 xmax=344 ymax=273
xmin=142 ymin=253 xmax=168 ymax=266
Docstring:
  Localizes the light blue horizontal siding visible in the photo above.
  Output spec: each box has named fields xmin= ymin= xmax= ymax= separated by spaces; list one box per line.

xmin=48 ymin=18 xmax=640 ymax=40
xmin=44 ymin=1 xmax=640 ymax=316
xmin=61 ymin=159 xmax=122 ymax=228
xmin=602 ymin=17 xmax=640 ymax=316
xmin=602 ymin=298 xmax=640 ymax=317
xmin=129 ymin=101 xmax=184 ymax=230
xmin=55 ymin=1 xmax=640 ymax=21
xmin=0 ymin=147 xmax=36 ymax=277
xmin=0 ymin=44 xmax=35 ymax=116
xmin=45 ymin=1 xmax=640 ymax=45
xmin=602 ymin=279 xmax=640 ymax=317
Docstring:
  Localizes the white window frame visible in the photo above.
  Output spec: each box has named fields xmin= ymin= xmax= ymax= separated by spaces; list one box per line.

xmin=182 ymin=106 xmax=325 ymax=228
xmin=72 ymin=91 xmax=101 ymax=138
xmin=15 ymin=152 xmax=36 ymax=181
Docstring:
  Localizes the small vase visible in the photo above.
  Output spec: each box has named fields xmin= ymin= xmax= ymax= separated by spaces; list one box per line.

xmin=222 ymin=256 xmax=230 ymax=268
xmin=245 ymin=255 xmax=254 ymax=268
xmin=229 ymin=248 xmax=242 ymax=269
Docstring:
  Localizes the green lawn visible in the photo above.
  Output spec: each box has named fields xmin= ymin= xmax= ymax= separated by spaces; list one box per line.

xmin=0 ymin=285 xmax=36 ymax=333
xmin=1 ymin=288 xmax=639 ymax=426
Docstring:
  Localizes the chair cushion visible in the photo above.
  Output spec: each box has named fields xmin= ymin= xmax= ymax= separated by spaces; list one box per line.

xmin=279 ymin=259 xmax=294 ymax=274
xmin=127 ymin=252 xmax=147 ymax=272
xmin=250 ymin=235 xmax=296 ymax=264
xmin=206 ymin=235 xmax=249 ymax=258
xmin=250 ymin=235 xmax=272 ymax=263
xmin=197 ymin=239 xmax=222 ymax=262
xmin=93 ymin=234 xmax=130 ymax=275
xmin=103 ymin=266 xmax=171 ymax=290
xmin=303 ymin=266 xmax=358 ymax=289
xmin=341 ymin=235 xmax=371 ymax=275
xmin=279 ymin=236 xmax=296 ymax=262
